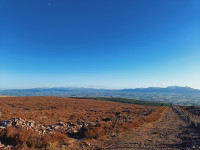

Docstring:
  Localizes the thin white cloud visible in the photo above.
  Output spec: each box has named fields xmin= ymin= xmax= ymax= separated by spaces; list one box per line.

xmin=161 ymin=82 xmax=167 ymax=86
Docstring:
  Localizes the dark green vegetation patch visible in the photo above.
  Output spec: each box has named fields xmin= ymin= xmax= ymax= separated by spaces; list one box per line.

xmin=76 ymin=97 xmax=173 ymax=107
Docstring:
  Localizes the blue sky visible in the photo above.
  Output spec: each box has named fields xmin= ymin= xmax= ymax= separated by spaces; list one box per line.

xmin=0 ymin=0 xmax=200 ymax=89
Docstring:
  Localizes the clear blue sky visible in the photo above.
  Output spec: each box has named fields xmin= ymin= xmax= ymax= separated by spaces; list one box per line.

xmin=0 ymin=0 xmax=200 ymax=89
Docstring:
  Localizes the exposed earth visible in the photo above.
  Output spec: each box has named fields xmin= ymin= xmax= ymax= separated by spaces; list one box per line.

xmin=88 ymin=107 xmax=200 ymax=150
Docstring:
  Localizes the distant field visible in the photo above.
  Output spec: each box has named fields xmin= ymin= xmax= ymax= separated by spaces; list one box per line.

xmin=0 ymin=96 xmax=167 ymax=149
xmin=1 ymin=86 xmax=200 ymax=106
xmin=77 ymin=97 xmax=173 ymax=107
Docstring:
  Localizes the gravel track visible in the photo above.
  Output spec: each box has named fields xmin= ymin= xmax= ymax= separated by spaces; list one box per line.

xmin=105 ymin=107 xmax=200 ymax=150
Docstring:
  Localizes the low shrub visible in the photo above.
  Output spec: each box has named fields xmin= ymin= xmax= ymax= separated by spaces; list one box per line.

xmin=42 ymin=132 xmax=69 ymax=148
xmin=0 ymin=127 xmax=69 ymax=149
xmin=84 ymin=126 xmax=105 ymax=139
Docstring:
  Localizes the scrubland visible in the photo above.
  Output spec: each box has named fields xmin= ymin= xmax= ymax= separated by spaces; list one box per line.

xmin=0 ymin=96 xmax=167 ymax=149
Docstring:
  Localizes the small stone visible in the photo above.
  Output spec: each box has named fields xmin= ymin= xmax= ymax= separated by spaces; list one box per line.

xmin=85 ymin=142 xmax=91 ymax=146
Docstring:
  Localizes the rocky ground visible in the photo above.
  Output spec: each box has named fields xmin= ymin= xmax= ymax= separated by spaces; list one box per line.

xmin=0 ymin=117 xmax=89 ymax=138
xmin=1 ymin=107 xmax=200 ymax=149
xmin=86 ymin=107 xmax=200 ymax=150
xmin=0 ymin=118 xmax=88 ymax=149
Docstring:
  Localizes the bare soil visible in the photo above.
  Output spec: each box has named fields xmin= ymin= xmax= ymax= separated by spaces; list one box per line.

xmin=90 ymin=107 xmax=200 ymax=150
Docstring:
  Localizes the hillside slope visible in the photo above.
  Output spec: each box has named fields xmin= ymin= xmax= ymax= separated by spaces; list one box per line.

xmin=0 ymin=96 xmax=166 ymax=149
xmin=1 ymin=86 xmax=200 ymax=106
xmin=91 ymin=108 xmax=200 ymax=149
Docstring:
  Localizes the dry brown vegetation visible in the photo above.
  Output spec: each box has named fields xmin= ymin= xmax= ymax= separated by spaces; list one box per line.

xmin=174 ymin=105 xmax=200 ymax=128
xmin=0 ymin=126 xmax=69 ymax=149
xmin=0 ymin=96 xmax=167 ymax=149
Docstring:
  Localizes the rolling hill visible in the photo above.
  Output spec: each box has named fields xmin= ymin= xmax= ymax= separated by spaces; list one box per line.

xmin=0 ymin=86 xmax=200 ymax=106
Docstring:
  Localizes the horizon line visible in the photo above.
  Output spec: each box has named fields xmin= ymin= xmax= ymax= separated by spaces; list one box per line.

xmin=0 ymin=85 xmax=199 ymax=90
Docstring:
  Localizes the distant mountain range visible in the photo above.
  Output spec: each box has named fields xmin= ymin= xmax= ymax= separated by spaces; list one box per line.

xmin=1 ymin=86 xmax=200 ymax=94
xmin=120 ymin=86 xmax=200 ymax=93
xmin=1 ymin=86 xmax=200 ymax=106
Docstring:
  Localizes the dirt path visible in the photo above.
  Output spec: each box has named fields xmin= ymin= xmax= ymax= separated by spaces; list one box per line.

xmin=102 ymin=107 xmax=200 ymax=150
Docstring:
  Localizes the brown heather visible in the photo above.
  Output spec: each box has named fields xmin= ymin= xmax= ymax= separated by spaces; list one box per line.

xmin=0 ymin=96 xmax=167 ymax=149
xmin=0 ymin=126 xmax=69 ymax=149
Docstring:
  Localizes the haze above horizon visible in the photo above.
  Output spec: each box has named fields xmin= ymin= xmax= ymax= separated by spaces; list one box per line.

xmin=0 ymin=0 xmax=200 ymax=89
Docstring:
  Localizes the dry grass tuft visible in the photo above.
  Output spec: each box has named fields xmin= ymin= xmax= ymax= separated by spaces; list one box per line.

xmin=84 ymin=126 xmax=105 ymax=139
xmin=0 ymin=96 xmax=167 ymax=149
xmin=0 ymin=127 xmax=69 ymax=149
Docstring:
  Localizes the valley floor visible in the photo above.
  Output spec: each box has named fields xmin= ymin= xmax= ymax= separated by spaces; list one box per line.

xmin=89 ymin=107 xmax=200 ymax=150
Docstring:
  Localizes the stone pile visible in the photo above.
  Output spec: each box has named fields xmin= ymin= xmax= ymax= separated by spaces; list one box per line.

xmin=0 ymin=118 xmax=89 ymax=137
xmin=0 ymin=110 xmax=151 ymax=138
xmin=0 ymin=141 xmax=12 ymax=149
xmin=0 ymin=118 xmax=39 ymax=130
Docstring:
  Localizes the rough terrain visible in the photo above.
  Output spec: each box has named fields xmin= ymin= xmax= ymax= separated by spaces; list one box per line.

xmin=0 ymin=96 xmax=165 ymax=149
xmin=0 ymin=97 xmax=199 ymax=149
xmin=95 ymin=107 xmax=200 ymax=150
